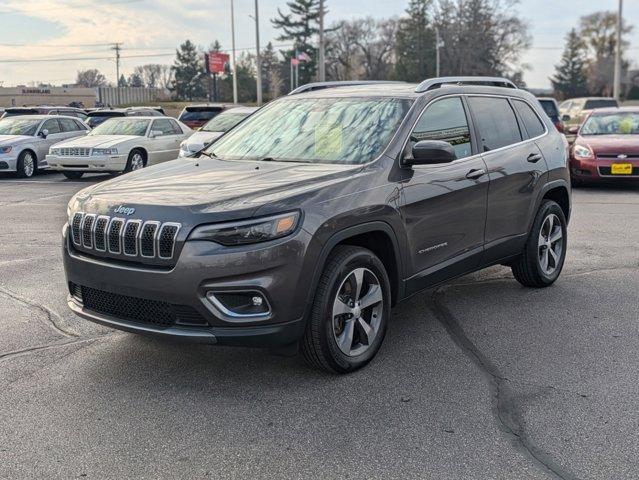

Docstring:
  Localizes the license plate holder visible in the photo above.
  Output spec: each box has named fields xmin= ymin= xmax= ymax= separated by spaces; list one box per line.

xmin=611 ymin=163 xmax=632 ymax=175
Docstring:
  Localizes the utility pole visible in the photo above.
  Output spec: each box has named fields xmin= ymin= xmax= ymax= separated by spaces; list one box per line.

xmin=613 ymin=0 xmax=623 ymax=101
xmin=231 ymin=0 xmax=238 ymax=104
xmin=254 ymin=0 xmax=262 ymax=106
xmin=111 ymin=43 xmax=122 ymax=106
xmin=318 ymin=0 xmax=325 ymax=82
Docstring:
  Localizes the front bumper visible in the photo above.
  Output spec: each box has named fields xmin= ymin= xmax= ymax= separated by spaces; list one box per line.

xmin=570 ymin=157 xmax=639 ymax=181
xmin=63 ymin=224 xmax=311 ymax=347
xmin=46 ymin=154 xmax=128 ymax=172
xmin=0 ymin=152 xmax=18 ymax=172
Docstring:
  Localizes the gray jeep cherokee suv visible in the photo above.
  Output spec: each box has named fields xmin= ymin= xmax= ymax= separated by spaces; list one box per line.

xmin=63 ymin=77 xmax=571 ymax=373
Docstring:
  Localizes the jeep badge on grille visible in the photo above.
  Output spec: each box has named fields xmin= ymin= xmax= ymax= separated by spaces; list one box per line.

xmin=113 ymin=205 xmax=135 ymax=216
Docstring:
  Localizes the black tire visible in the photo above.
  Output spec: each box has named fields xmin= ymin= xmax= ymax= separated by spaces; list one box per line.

xmin=301 ymin=245 xmax=391 ymax=374
xmin=16 ymin=150 xmax=37 ymax=178
xmin=124 ymin=149 xmax=146 ymax=173
xmin=512 ymin=200 xmax=567 ymax=288
xmin=63 ymin=171 xmax=84 ymax=180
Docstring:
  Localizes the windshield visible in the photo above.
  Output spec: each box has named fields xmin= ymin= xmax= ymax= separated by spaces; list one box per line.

xmin=0 ymin=118 xmax=40 ymax=136
xmin=581 ymin=112 xmax=639 ymax=135
xmin=89 ymin=118 xmax=150 ymax=136
xmin=201 ymin=113 xmax=249 ymax=132
xmin=207 ymin=97 xmax=411 ymax=164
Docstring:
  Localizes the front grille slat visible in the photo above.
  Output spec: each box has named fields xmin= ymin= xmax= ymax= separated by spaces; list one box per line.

xmin=70 ymin=212 xmax=180 ymax=264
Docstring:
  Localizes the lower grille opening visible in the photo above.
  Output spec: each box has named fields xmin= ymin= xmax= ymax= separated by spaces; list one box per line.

xmin=70 ymin=283 xmax=208 ymax=328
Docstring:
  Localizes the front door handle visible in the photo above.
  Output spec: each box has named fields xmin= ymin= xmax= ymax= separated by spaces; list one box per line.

xmin=466 ymin=168 xmax=486 ymax=180
xmin=527 ymin=153 xmax=542 ymax=163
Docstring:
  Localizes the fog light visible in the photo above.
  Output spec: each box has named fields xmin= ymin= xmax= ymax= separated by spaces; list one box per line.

xmin=206 ymin=290 xmax=271 ymax=319
xmin=252 ymin=296 xmax=263 ymax=306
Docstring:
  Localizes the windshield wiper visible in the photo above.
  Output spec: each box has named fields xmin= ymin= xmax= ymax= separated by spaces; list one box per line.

xmin=199 ymin=150 xmax=218 ymax=159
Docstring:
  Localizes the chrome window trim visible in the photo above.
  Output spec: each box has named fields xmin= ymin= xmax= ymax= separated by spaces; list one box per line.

xmin=121 ymin=219 xmax=142 ymax=257
xmin=93 ymin=215 xmax=110 ymax=252
xmin=139 ymin=220 xmax=161 ymax=259
xmin=157 ymin=222 xmax=181 ymax=259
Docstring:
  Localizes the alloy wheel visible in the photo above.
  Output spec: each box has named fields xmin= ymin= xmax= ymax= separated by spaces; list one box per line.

xmin=130 ymin=153 xmax=144 ymax=171
xmin=332 ymin=267 xmax=384 ymax=357
xmin=23 ymin=153 xmax=35 ymax=177
xmin=538 ymin=213 xmax=563 ymax=275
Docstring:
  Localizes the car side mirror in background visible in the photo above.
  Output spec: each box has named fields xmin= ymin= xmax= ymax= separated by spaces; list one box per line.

xmin=561 ymin=114 xmax=571 ymax=122
xmin=149 ymin=130 xmax=163 ymax=139
xmin=38 ymin=129 xmax=49 ymax=139
xmin=567 ymin=126 xmax=579 ymax=135
xmin=405 ymin=140 xmax=457 ymax=166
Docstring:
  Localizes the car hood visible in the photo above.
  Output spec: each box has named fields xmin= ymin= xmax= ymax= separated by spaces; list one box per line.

xmin=185 ymin=131 xmax=223 ymax=147
xmin=71 ymin=157 xmax=361 ymax=220
xmin=577 ymin=135 xmax=639 ymax=155
xmin=0 ymin=134 xmax=32 ymax=146
xmin=56 ymin=135 xmax=140 ymax=149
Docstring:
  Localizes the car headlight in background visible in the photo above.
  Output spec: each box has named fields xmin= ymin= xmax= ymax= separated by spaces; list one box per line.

xmin=189 ymin=212 xmax=300 ymax=246
xmin=92 ymin=148 xmax=118 ymax=156
xmin=0 ymin=146 xmax=12 ymax=154
xmin=572 ymin=144 xmax=593 ymax=160
xmin=50 ymin=147 xmax=60 ymax=155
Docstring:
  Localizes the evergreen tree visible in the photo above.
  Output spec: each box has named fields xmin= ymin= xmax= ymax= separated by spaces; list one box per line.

xmin=272 ymin=0 xmax=320 ymax=86
xmin=171 ymin=40 xmax=206 ymax=100
xmin=394 ymin=0 xmax=436 ymax=82
xmin=117 ymin=74 xmax=128 ymax=87
xmin=128 ymin=72 xmax=143 ymax=87
xmin=261 ymin=42 xmax=284 ymax=100
xmin=551 ymin=29 xmax=589 ymax=100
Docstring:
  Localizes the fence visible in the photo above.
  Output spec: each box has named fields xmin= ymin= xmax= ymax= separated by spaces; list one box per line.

xmin=96 ymin=87 xmax=170 ymax=106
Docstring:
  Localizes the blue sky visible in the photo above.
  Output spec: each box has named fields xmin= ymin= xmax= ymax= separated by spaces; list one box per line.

xmin=0 ymin=0 xmax=636 ymax=89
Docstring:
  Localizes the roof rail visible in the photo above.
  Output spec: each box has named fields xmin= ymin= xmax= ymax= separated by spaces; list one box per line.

xmin=415 ymin=76 xmax=517 ymax=93
xmin=289 ymin=80 xmax=405 ymax=95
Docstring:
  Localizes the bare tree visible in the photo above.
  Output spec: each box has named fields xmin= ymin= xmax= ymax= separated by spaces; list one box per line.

xmin=133 ymin=64 xmax=165 ymax=89
xmin=75 ymin=69 xmax=107 ymax=88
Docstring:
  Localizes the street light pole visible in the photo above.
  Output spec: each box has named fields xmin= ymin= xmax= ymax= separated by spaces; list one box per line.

xmin=318 ymin=0 xmax=325 ymax=82
xmin=613 ymin=0 xmax=623 ymax=101
xmin=435 ymin=27 xmax=440 ymax=77
xmin=231 ymin=0 xmax=238 ymax=104
xmin=254 ymin=0 xmax=263 ymax=106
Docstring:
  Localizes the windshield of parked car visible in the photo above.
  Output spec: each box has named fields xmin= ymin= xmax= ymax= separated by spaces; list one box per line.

xmin=0 ymin=118 xmax=40 ymax=136
xmin=201 ymin=112 xmax=250 ymax=132
xmin=206 ymin=97 xmax=412 ymax=164
xmin=581 ymin=112 xmax=639 ymax=135
xmin=89 ymin=118 xmax=150 ymax=136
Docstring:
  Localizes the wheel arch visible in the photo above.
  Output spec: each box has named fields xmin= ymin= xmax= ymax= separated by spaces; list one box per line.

xmin=530 ymin=179 xmax=571 ymax=230
xmin=130 ymin=147 xmax=148 ymax=165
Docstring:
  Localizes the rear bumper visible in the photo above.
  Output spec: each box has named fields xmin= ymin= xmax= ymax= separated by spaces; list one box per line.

xmin=570 ymin=157 xmax=639 ymax=181
xmin=46 ymin=154 xmax=128 ymax=172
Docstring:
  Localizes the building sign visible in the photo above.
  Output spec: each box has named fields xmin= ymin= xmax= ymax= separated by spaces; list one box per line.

xmin=206 ymin=52 xmax=229 ymax=74
xmin=21 ymin=88 xmax=51 ymax=95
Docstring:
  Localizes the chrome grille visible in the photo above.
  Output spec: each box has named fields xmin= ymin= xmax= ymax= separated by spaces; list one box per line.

xmin=70 ymin=212 xmax=181 ymax=262
xmin=59 ymin=147 xmax=91 ymax=156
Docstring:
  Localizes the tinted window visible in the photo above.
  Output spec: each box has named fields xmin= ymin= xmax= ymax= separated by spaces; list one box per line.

xmin=152 ymin=119 xmax=177 ymax=136
xmin=179 ymin=108 xmax=222 ymax=122
xmin=42 ymin=119 xmax=61 ymax=134
xmin=169 ymin=120 xmax=183 ymax=134
xmin=514 ymin=100 xmax=546 ymax=138
xmin=584 ymin=99 xmax=618 ymax=110
xmin=59 ymin=118 xmax=79 ymax=132
xmin=410 ymin=97 xmax=472 ymax=159
xmin=468 ymin=97 xmax=522 ymax=151
xmin=538 ymin=100 xmax=558 ymax=118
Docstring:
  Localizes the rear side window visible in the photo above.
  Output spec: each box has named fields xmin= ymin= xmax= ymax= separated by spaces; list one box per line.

xmin=410 ymin=97 xmax=472 ymax=159
xmin=42 ymin=118 xmax=61 ymax=134
xmin=513 ymin=100 xmax=546 ymax=138
xmin=73 ymin=119 xmax=88 ymax=130
xmin=468 ymin=97 xmax=522 ymax=151
xmin=152 ymin=118 xmax=178 ymax=136
xmin=59 ymin=118 xmax=79 ymax=132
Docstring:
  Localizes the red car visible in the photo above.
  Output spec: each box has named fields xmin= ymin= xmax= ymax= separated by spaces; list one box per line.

xmin=569 ymin=107 xmax=639 ymax=185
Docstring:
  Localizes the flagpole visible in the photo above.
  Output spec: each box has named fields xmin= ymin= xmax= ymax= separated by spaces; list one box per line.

xmin=318 ymin=0 xmax=325 ymax=82
xmin=231 ymin=0 xmax=238 ymax=104
xmin=254 ymin=0 xmax=262 ymax=106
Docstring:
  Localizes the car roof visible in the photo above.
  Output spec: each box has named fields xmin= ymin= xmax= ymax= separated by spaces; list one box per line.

xmin=2 ymin=114 xmax=82 ymax=121
xmin=183 ymin=103 xmax=236 ymax=110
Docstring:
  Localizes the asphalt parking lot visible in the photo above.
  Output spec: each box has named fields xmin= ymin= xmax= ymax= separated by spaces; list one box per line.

xmin=0 ymin=172 xmax=637 ymax=480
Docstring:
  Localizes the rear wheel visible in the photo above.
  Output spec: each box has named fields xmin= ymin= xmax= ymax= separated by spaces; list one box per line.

xmin=62 ymin=171 xmax=84 ymax=180
xmin=301 ymin=245 xmax=391 ymax=373
xmin=512 ymin=200 xmax=567 ymax=288
xmin=16 ymin=150 xmax=36 ymax=178
xmin=124 ymin=149 xmax=145 ymax=173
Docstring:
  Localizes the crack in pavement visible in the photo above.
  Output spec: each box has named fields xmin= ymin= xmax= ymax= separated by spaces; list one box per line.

xmin=0 ymin=336 xmax=102 ymax=362
xmin=430 ymin=287 xmax=579 ymax=480
xmin=0 ymin=286 xmax=78 ymax=338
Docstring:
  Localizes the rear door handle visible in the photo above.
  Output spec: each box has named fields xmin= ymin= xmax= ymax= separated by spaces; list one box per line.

xmin=466 ymin=168 xmax=486 ymax=180
xmin=527 ymin=153 xmax=542 ymax=163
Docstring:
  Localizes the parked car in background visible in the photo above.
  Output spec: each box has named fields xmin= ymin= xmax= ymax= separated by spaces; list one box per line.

xmin=46 ymin=116 xmax=192 ymax=179
xmin=178 ymin=106 xmax=258 ymax=157
xmin=1 ymin=106 xmax=88 ymax=121
xmin=0 ymin=115 xmax=89 ymax=177
xmin=560 ymin=97 xmax=619 ymax=139
xmin=177 ymin=103 xmax=236 ymax=129
xmin=570 ymin=107 xmax=639 ymax=185
xmin=86 ymin=107 xmax=164 ymax=128
xmin=537 ymin=97 xmax=564 ymax=133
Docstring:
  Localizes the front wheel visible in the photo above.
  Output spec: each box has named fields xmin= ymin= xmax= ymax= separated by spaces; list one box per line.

xmin=512 ymin=200 xmax=567 ymax=288
xmin=124 ymin=149 xmax=145 ymax=173
xmin=301 ymin=245 xmax=391 ymax=373
xmin=16 ymin=150 xmax=37 ymax=178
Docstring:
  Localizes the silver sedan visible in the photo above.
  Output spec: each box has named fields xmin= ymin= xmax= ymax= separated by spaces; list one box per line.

xmin=0 ymin=115 xmax=89 ymax=178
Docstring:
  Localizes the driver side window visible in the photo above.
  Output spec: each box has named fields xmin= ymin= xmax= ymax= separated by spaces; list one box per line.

xmin=409 ymin=97 xmax=472 ymax=160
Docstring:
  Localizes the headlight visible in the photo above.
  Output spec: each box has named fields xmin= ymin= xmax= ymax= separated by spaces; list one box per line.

xmin=572 ymin=144 xmax=593 ymax=159
xmin=92 ymin=148 xmax=118 ymax=156
xmin=189 ymin=212 xmax=300 ymax=246
xmin=0 ymin=146 xmax=12 ymax=154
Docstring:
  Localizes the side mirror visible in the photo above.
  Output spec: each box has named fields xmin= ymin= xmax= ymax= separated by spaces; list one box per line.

xmin=406 ymin=140 xmax=457 ymax=166
xmin=561 ymin=114 xmax=571 ymax=122
xmin=567 ymin=126 xmax=579 ymax=135
xmin=149 ymin=130 xmax=163 ymax=139
xmin=39 ymin=129 xmax=49 ymax=139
